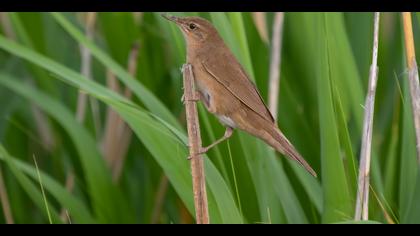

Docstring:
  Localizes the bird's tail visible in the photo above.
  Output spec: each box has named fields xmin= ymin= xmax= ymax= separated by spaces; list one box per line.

xmin=263 ymin=125 xmax=317 ymax=177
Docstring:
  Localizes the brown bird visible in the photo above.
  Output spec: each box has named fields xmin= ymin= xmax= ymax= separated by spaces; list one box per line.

xmin=163 ymin=14 xmax=317 ymax=177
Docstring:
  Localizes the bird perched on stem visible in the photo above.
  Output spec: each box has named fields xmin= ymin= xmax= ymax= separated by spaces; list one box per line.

xmin=162 ymin=14 xmax=317 ymax=177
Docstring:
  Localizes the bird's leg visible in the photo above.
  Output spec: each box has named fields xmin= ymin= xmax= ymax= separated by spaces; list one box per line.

xmin=187 ymin=127 xmax=234 ymax=160
xmin=201 ymin=127 xmax=233 ymax=153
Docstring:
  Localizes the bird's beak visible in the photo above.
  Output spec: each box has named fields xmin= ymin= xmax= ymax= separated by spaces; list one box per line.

xmin=161 ymin=13 xmax=182 ymax=25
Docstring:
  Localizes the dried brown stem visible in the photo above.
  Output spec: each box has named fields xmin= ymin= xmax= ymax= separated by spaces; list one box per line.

xmin=102 ymin=43 xmax=139 ymax=181
xmin=0 ymin=168 xmax=13 ymax=224
xmin=402 ymin=12 xmax=420 ymax=164
xmin=76 ymin=12 xmax=101 ymax=138
xmin=0 ymin=13 xmax=16 ymax=40
xmin=150 ymin=175 xmax=169 ymax=224
xmin=355 ymin=12 xmax=380 ymax=221
xmin=132 ymin=12 xmax=144 ymax=25
xmin=102 ymin=70 xmax=123 ymax=167
xmin=268 ymin=12 xmax=285 ymax=120
xmin=59 ymin=170 xmax=74 ymax=222
xmin=251 ymin=12 xmax=269 ymax=44
xmin=62 ymin=12 xmax=99 ymax=222
xmin=31 ymin=105 xmax=55 ymax=151
xmin=182 ymin=64 xmax=209 ymax=224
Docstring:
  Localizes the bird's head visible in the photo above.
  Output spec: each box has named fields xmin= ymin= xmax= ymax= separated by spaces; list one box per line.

xmin=162 ymin=14 xmax=218 ymax=44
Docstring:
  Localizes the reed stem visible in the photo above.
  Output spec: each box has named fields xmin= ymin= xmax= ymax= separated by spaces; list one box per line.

xmin=182 ymin=64 xmax=210 ymax=224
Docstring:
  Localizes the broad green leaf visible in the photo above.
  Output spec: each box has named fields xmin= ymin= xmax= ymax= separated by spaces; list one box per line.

xmin=0 ymin=145 xmax=62 ymax=223
xmin=0 ymin=35 xmax=243 ymax=223
xmin=399 ymin=72 xmax=419 ymax=223
xmin=316 ymin=13 xmax=352 ymax=222
xmin=0 ymin=143 xmax=95 ymax=223
xmin=0 ymin=73 xmax=134 ymax=223
xmin=50 ymin=12 xmax=181 ymax=131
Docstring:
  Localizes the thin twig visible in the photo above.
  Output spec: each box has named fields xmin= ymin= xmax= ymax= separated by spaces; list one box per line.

xmin=33 ymin=155 xmax=52 ymax=224
xmin=151 ymin=175 xmax=169 ymax=224
xmin=182 ymin=64 xmax=209 ymax=224
xmin=268 ymin=12 xmax=285 ymax=120
xmin=402 ymin=12 xmax=420 ymax=164
xmin=370 ymin=185 xmax=396 ymax=224
xmin=354 ymin=12 xmax=380 ymax=221
xmin=0 ymin=168 xmax=13 ymax=224
xmin=65 ymin=210 xmax=72 ymax=224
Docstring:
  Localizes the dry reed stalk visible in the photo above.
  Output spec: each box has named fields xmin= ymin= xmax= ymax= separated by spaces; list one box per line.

xmin=268 ymin=12 xmax=285 ymax=119
xmin=150 ymin=175 xmax=169 ymax=224
xmin=76 ymin=12 xmax=101 ymax=138
xmin=101 ymin=70 xmax=133 ymax=180
xmin=102 ymin=70 xmax=124 ymax=167
xmin=402 ymin=12 xmax=420 ymax=164
xmin=179 ymin=200 xmax=194 ymax=224
xmin=61 ymin=12 xmax=98 ymax=223
xmin=182 ymin=64 xmax=209 ymax=224
xmin=1 ymin=15 xmax=53 ymax=223
xmin=0 ymin=168 xmax=13 ymax=224
xmin=354 ymin=12 xmax=380 ymax=221
xmin=31 ymin=105 xmax=55 ymax=151
xmin=0 ymin=13 xmax=16 ymax=40
xmin=59 ymin=170 xmax=75 ymax=222
xmin=251 ymin=12 xmax=269 ymax=44
xmin=101 ymin=43 xmax=139 ymax=181
xmin=113 ymin=43 xmax=139 ymax=164
xmin=132 ymin=12 xmax=144 ymax=25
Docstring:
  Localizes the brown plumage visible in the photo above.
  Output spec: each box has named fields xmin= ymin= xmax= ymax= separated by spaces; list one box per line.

xmin=163 ymin=14 xmax=317 ymax=177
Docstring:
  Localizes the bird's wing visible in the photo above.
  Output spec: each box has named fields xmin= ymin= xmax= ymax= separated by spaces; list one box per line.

xmin=201 ymin=51 xmax=274 ymax=124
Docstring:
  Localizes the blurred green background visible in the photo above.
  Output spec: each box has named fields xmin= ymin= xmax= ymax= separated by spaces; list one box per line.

xmin=0 ymin=12 xmax=419 ymax=224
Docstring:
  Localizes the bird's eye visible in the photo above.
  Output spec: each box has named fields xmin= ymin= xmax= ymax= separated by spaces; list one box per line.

xmin=189 ymin=23 xmax=197 ymax=30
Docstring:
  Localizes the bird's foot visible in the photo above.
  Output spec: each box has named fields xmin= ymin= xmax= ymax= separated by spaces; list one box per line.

xmin=181 ymin=92 xmax=200 ymax=104
xmin=181 ymin=63 xmax=191 ymax=73
xmin=187 ymin=147 xmax=208 ymax=160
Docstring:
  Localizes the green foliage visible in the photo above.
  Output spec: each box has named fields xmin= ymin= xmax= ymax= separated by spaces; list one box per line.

xmin=0 ymin=12 xmax=418 ymax=224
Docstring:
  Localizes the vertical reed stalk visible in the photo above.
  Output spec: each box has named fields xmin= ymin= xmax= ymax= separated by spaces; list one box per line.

xmin=76 ymin=12 xmax=101 ymax=138
xmin=182 ymin=64 xmax=209 ymax=224
xmin=355 ymin=12 xmax=380 ymax=221
xmin=150 ymin=175 xmax=169 ymax=224
xmin=101 ymin=43 xmax=139 ymax=181
xmin=268 ymin=12 xmax=285 ymax=119
xmin=0 ymin=168 xmax=13 ymax=224
xmin=402 ymin=12 xmax=420 ymax=163
xmin=251 ymin=12 xmax=269 ymax=44
xmin=62 ymin=12 xmax=98 ymax=222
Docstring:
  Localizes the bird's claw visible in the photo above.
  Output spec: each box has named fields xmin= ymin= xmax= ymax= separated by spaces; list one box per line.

xmin=187 ymin=147 xmax=207 ymax=160
xmin=181 ymin=92 xmax=200 ymax=104
xmin=181 ymin=63 xmax=192 ymax=74
xmin=180 ymin=64 xmax=187 ymax=73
